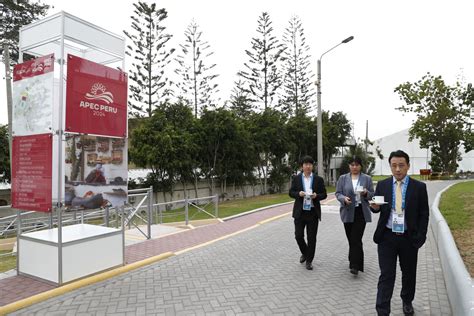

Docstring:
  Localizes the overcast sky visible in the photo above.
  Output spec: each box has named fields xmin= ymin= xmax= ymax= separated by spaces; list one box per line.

xmin=1 ymin=0 xmax=473 ymax=140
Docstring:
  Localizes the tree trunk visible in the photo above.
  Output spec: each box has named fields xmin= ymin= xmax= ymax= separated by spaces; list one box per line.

xmin=263 ymin=152 xmax=269 ymax=194
xmin=147 ymin=14 xmax=153 ymax=117
xmin=257 ymin=164 xmax=264 ymax=194
xmin=241 ymin=185 xmax=247 ymax=198
xmin=193 ymin=35 xmax=198 ymax=117
xmin=183 ymin=180 xmax=187 ymax=199
xmin=193 ymin=173 xmax=199 ymax=199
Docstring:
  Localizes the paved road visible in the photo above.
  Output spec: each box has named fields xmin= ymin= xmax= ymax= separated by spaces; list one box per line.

xmin=11 ymin=181 xmax=454 ymax=315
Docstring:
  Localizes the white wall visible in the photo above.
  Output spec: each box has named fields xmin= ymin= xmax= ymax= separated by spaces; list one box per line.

xmin=370 ymin=129 xmax=474 ymax=175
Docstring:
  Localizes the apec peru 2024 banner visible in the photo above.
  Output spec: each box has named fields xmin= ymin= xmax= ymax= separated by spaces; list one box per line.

xmin=12 ymin=54 xmax=54 ymax=136
xmin=65 ymin=54 xmax=127 ymax=138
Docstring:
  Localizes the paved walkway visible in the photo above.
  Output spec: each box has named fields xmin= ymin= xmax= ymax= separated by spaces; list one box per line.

xmin=2 ymin=182 xmax=455 ymax=315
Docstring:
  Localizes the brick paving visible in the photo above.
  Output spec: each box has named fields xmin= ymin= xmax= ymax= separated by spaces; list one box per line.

xmin=11 ymin=209 xmax=450 ymax=315
xmin=0 ymin=198 xmax=296 ymax=307
xmin=1 ymin=184 xmax=454 ymax=315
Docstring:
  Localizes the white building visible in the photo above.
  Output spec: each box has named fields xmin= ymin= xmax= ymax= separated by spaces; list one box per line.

xmin=369 ymin=129 xmax=474 ymax=175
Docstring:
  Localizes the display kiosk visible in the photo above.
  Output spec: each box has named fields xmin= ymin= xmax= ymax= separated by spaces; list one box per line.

xmin=15 ymin=11 xmax=127 ymax=285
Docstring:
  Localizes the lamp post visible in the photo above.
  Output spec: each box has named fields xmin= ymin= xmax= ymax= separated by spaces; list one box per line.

xmin=316 ymin=35 xmax=354 ymax=180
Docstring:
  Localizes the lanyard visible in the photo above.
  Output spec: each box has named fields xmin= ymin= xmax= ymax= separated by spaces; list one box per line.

xmin=392 ymin=176 xmax=409 ymax=210
xmin=352 ymin=175 xmax=361 ymax=190
xmin=302 ymin=173 xmax=313 ymax=192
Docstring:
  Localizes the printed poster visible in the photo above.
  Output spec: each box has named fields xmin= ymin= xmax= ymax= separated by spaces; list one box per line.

xmin=12 ymin=54 xmax=54 ymax=136
xmin=64 ymin=135 xmax=128 ymax=209
xmin=65 ymin=54 xmax=128 ymax=137
xmin=11 ymin=134 xmax=53 ymax=212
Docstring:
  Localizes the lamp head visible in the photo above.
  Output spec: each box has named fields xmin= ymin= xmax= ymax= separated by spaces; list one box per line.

xmin=342 ymin=36 xmax=354 ymax=44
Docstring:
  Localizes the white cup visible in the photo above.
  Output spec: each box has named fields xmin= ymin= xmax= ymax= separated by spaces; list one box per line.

xmin=372 ymin=196 xmax=385 ymax=203
xmin=356 ymin=185 xmax=364 ymax=192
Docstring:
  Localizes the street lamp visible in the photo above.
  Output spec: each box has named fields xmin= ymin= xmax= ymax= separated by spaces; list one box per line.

xmin=315 ymin=35 xmax=354 ymax=180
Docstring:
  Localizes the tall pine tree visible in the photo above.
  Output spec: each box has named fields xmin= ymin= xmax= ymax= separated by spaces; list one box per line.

xmin=229 ymin=80 xmax=253 ymax=118
xmin=0 ymin=0 xmax=50 ymax=64
xmin=124 ymin=1 xmax=175 ymax=117
xmin=174 ymin=20 xmax=219 ymax=117
xmin=238 ymin=12 xmax=286 ymax=111
xmin=281 ymin=15 xmax=315 ymax=116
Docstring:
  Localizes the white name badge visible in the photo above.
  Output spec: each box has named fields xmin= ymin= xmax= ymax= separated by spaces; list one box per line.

xmin=303 ymin=195 xmax=312 ymax=211
xmin=392 ymin=210 xmax=405 ymax=233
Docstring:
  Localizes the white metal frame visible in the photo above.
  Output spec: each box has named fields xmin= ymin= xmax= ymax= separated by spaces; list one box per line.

xmin=17 ymin=11 xmax=126 ymax=285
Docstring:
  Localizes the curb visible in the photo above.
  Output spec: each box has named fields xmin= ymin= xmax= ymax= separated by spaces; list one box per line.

xmin=430 ymin=182 xmax=474 ymax=316
xmin=221 ymin=201 xmax=293 ymax=221
xmin=0 ymin=252 xmax=174 ymax=316
xmin=221 ymin=192 xmax=336 ymax=222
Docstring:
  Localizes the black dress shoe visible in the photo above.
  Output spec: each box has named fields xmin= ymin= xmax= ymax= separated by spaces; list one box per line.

xmin=306 ymin=262 xmax=313 ymax=270
xmin=300 ymin=255 xmax=306 ymax=263
xmin=403 ymin=301 xmax=414 ymax=315
xmin=350 ymin=268 xmax=359 ymax=275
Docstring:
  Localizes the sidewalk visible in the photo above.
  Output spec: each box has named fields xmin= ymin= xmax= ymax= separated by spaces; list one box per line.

xmin=0 ymin=195 xmax=303 ymax=307
xmin=1 ymin=190 xmax=451 ymax=315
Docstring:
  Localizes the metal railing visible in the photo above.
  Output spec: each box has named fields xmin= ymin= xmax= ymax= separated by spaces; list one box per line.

xmin=0 ymin=191 xmax=219 ymax=257
xmin=122 ymin=187 xmax=153 ymax=239
xmin=153 ymin=195 xmax=218 ymax=226
xmin=0 ymin=206 xmax=123 ymax=238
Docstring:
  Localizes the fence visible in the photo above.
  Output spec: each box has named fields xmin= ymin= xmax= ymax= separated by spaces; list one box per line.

xmin=0 ymin=191 xmax=219 ymax=271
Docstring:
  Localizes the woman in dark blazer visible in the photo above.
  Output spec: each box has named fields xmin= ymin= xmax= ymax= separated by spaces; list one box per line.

xmin=335 ymin=156 xmax=374 ymax=275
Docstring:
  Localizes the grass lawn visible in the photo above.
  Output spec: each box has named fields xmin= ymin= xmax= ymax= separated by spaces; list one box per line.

xmin=153 ymin=186 xmax=335 ymax=224
xmin=438 ymin=181 xmax=474 ymax=275
xmin=0 ymin=250 xmax=16 ymax=273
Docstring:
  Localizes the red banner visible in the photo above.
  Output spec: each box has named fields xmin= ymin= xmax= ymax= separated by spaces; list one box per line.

xmin=65 ymin=54 xmax=127 ymax=137
xmin=13 ymin=54 xmax=54 ymax=82
xmin=11 ymin=134 xmax=53 ymax=212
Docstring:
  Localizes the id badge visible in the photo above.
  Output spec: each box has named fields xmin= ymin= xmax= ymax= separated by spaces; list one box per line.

xmin=303 ymin=195 xmax=312 ymax=211
xmin=392 ymin=210 xmax=405 ymax=233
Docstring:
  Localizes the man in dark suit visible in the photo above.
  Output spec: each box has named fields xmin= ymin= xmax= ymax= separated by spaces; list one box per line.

xmin=370 ymin=150 xmax=429 ymax=316
xmin=289 ymin=155 xmax=327 ymax=270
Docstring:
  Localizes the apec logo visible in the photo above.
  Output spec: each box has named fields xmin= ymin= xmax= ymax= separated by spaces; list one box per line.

xmin=79 ymin=83 xmax=117 ymax=115
xmin=84 ymin=83 xmax=114 ymax=104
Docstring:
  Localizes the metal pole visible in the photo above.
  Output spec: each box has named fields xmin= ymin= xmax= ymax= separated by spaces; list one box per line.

xmin=57 ymin=205 xmax=63 ymax=285
xmin=121 ymin=206 xmax=125 ymax=266
xmin=316 ymin=59 xmax=324 ymax=179
xmin=316 ymin=36 xmax=354 ymax=181
xmin=49 ymin=211 xmax=53 ymax=228
xmin=105 ymin=206 xmax=109 ymax=227
xmin=57 ymin=13 xmax=66 ymax=286
xmin=185 ymin=197 xmax=189 ymax=226
xmin=115 ymin=206 xmax=119 ymax=229
xmin=147 ymin=186 xmax=152 ymax=239
xmin=3 ymin=44 xmax=13 ymax=171
xmin=214 ymin=195 xmax=219 ymax=218
xmin=16 ymin=210 xmax=21 ymax=276
xmin=159 ymin=205 xmax=163 ymax=224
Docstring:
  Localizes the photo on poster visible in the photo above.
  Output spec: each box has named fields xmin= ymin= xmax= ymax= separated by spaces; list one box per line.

xmin=12 ymin=54 xmax=54 ymax=136
xmin=64 ymin=135 xmax=128 ymax=210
